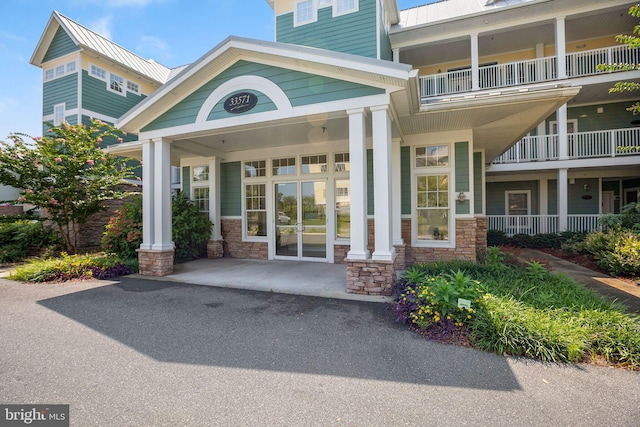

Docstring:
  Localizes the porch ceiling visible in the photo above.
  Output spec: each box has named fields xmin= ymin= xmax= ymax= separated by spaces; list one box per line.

xmin=397 ymin=84 xmax=581 ymax=162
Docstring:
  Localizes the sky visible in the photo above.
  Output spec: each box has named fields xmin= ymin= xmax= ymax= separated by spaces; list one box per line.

xmin=0 ymin=0 xmax=439 ymax=141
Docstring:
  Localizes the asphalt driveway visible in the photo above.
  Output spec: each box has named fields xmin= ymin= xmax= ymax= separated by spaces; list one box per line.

xmin=0 ymin=277 xmax=638 ymax=426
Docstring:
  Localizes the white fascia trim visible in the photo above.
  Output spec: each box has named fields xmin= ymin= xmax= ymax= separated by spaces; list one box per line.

xmin=117 ymin=36 xmax=411 ymax=130
xmin=139 ymin=93 xmax=390 ymax=141
xmin=487 ymin=155 xmax=640 ymax=173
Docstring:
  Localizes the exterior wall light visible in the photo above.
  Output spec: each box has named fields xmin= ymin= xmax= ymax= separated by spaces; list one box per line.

xmin=457 ymin=192 xmax=467 ymax=202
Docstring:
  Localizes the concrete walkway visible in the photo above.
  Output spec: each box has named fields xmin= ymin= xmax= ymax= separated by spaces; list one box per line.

xmin=129 ymin=258 xmax=389 ymax=303
xmin=519 ymin=248 xmax=640 ymax=314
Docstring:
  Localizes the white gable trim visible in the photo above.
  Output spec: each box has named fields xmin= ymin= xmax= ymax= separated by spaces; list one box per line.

xmin=196 ymin=75 xmax=292 ymax=124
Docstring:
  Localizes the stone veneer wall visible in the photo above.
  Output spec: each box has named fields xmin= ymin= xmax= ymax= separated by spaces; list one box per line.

xmin=138 ymin=249 xmax=174 ymax=276
xmin=475 ymin=216 xmax=488 ymax=249
xmin=221 ymin=218 xmax=268 ymax=259
xmin=0 ymin=205 xmax=24 ymax=216
xmin=334 ymin=244 xmax=349 ymax=264
xmin=403 ymin=218 xmax=479 ymax=264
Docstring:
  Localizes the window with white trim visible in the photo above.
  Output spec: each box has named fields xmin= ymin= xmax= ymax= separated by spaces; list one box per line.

xmin=333 ymin=0 xmax=358 ymax=16
xmin=127 ymin=80 xmax=140 ymax=95
xmin=66 ymin=62 xmax=76 ymax=73
xmin=505 ymin=191 xmax=530 ymax=216
xmin=272 ymin=157 xmax=296 ymax=176
xmin=90 ymin=64 xmax=106 ymax=80
xmin=334 ymin=152 xmax=350 ymax=172
xmin=193 ymin=187 xmax=210 ymax=215
xmin=45 ymin=69 xmax=54 ymax=81
xmin=109 ymin=73 xmax=124 ymax=94
xmin=301 ymin=154 xmax=327 ymax=174
xmin=416 ymin=174 xmax=449 ymax=241
xmin=53 ymin=103 xmax=65 ymax=126
xmin=245 ymin=184 xmax=267 ymax=237
xmin=416 ymin=145 xmax=449 ymax=167
xmin=55 ymin=65 xmax=65 ymax=77
xmin=193 ymin=166 xmax=209 ymax=182
xmin=245 ymin=160 xmax=266 ymax=178
xmin=294 ymin=0 xmax=317 ymax=26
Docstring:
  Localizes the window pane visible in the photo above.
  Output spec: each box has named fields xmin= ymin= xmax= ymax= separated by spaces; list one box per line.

xmin=335 ymin=179 xmax=350 ymax=239
xmin=110 ymin=73 xmax=124 ymax=93
xmin=417 ymin=209 xmax=448 ymax=241
xmin=508 ymin=193 xmax=528 ymax=216
xmin=301 ymin=154 xmax=327 ymax=174
xmin=272 ymin=157 xmax=296 ymax=176
xmin=193 ymin=166 xmax=209 ymax=181
xmin=296 ymin=0 xmax=314 ymax=23
xmin=246 ymin=211 xmax=267 ymax=236
xmin=193 ymin=187 xmax=210 ymax=213
xmin=334 ymin=152 xmax=350 ymax=172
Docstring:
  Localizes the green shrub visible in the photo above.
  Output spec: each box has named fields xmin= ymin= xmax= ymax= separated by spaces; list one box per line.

xmin=488 ymin=230 xmax=584 ymax=249
xmin=0 ymin=220 xmax=61 ymax=263
xmin=101 ymin=192 xmax=212 ymax=263
xmin=393 ymin=252 xmax=640 ymax=369
xmin=101 ymin=195 xmax=143 ymax=259
xmin=9 ymin=252 xmax=137 ymax=282
xmin=600 ymin=202 xmax=640 ymax=231
xmin=172 ymin=192 xmax=212 ymax=262
xmin=596 ymin=231 xmax=640 ymax=277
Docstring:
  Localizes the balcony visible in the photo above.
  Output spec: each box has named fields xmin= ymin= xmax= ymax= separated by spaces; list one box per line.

xmin=487 ymin=214 xmax=614 ymax=236
xmin=492 ymin=127 xmax=640 ymax=164
xmin=419 ymin=45 xmax=640 ymax=101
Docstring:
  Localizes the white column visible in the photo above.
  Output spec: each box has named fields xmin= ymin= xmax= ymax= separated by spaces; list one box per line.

xmin=140 ymin=140 xmax=154 ymax=250
xmin=558 ymin=168 xmax=568 ymax=232
xmin=555 ymin=17 xmax=567 ymax=79
xmin=371 ymin=105 xmax=395 ymax=261
xmin=152 ymin=138 xmax=174 ymax=251
xmin=471 ymin=33 xmax=480 ymax=91
xmin=347 ymin=108 xmax=369 ymax=260
xmin=557 ymin=104 xmax=568 ymax=160
xmin=209 ymin=157 xmax=222 ymax=241
xmin=392 ymin=138 xmax=403 ymax=245
xmin=392 ymin=48 xmax=400 ymax=63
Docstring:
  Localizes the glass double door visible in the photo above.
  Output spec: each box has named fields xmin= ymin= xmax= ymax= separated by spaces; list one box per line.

xmin=274 ymin=181 xmax=327 ymax=261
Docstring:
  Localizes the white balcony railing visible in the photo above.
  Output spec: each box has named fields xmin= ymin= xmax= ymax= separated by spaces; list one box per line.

xmin=419 ymin=45 xmax=639 ymax=100
xmin=493 ymin=127 xmax=640 ymax=164
xmin=566 ymin=45 xmax=640 ymax=78
xmin=488 ymin=214 xmax=612 ymax=236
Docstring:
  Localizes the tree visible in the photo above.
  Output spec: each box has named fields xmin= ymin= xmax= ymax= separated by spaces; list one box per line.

xmin=0 ymin=119 xmax=137 ymax=253
xmin=597 ymin=4 xmax=640 ymax=114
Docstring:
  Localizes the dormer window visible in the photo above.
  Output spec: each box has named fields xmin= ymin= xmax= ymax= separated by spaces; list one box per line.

xmin=294 ymin=0 xmax=317 ymax=26
xmin=90 ymin=64 xmax=106 ymax=80
xmin=333 ymin=0 xmax=358 ymax=17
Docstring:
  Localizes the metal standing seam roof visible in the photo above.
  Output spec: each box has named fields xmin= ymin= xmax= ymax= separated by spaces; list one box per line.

xmin=54 ymin=11 xmax=177 ymax=84
xmin=397 ymin=0 xmax=535 ymax=28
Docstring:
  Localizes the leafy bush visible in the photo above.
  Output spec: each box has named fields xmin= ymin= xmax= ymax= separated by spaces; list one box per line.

xmin=101 ymin=195 xmax=143 ymax=259
xmin=101 ymin=192 xmax=212 ymax=263
xmin=578 ymin=229 xmax=640 ymax=277
xmin=172 ymin=192 xmax=212 ymax=262
xmin=0 ymin=220 xmax=61 ymax=263
xmin=600 ymin=202 xmax=640 ymax=231
xmin=487 ymin=230 xmax=585 ymax=249
xmin=393 ymin=253 xmax=640 ymax=369
xmin=9 ymin=252 xmax=137 ymax=282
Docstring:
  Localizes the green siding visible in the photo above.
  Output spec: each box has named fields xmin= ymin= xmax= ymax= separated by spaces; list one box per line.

xmin=473 ymin=152 xmax=483 ymax=215
xmin=401 ymin=146 xmax=411 ymax=215
xmin=486 ymin=181 xmax=539 ymax=216
xmin=548 ymin=180 xmax=557 ymax=215
xmin=221 ymin=161 xmax=241 ymax=216
xmin=455 ymin=142 xmax=470 ymax=215
xmin=82 ymin=71 xmax=146 ymax=119
xmin=143 ymin=60 xmax=383 ymax=132
xmin=276 ymin=0 xmax=378 ymax=58
xmin=545 ymin=101 xmax=637 ymax=132
xmin=207 ymin=90 xmax=276 ymax=121
xmin=81 ymin=115 xmax=137 ymax=146
xmin=367 ymin=149 xmax=374 ymax=216
xmin=182 ymin=167 xmax=191 ymax=196
xmin=43 ymin=74 xmax=77 ymax=115
xmin=43 ymin=27 xmax=79 ymax=62
xmin=569 ymin=178 xmax=599 ymax=214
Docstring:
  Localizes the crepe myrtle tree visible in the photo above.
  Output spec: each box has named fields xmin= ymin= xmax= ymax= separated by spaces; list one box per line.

xmin=0 ymin=119 xmax=138 ymax=253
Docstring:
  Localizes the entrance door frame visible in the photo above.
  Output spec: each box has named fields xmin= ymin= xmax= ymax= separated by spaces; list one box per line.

xmin=271 ymin=179 xmax=330 ymax=263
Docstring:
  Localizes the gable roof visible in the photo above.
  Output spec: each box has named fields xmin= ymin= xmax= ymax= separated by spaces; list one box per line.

xmin=116 ymin=36 xmax=416 ymax=134
xmin=31 ymin=11 xmax=175 ymax=84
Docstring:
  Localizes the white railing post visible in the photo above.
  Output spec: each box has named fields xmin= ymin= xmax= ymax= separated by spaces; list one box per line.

xmin=611 ymin=129 xmax=617 ymax=157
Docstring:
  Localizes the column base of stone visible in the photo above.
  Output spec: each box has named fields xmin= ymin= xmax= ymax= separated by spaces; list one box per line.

xmin=346 ymin=254 xmax=397 ymax=296
xmin=137 ymin=249 xmax=175 ymax=276
xmin=393 ymin=243 xmax=406 ymax=271
xmin=207 ymin=239 xmax=224 ymax=259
